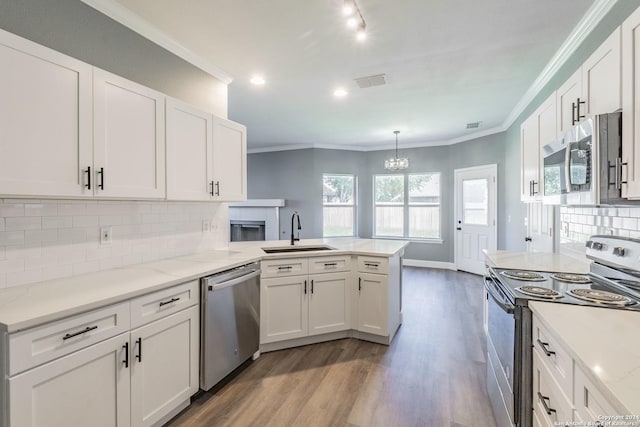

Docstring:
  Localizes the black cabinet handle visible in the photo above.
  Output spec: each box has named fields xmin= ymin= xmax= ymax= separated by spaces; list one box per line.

xmin=215 ymin=181 xmax=220 ymax=196
xmin=576 ymin=97 xmax=585 ymax=122
xmin=525 ymin=237 xmax=532 ymax=242
xmin=324 ymin=262 xmax=337 ymax=267
xmin=84 ymin=166 xmax=91 ymax=190
xmin=210 ymin=181 xmax=215 ymax=196
xmin=537 ymin=339 xmax=556 ymax=357
xmin=358 ymin=277 xmax=362 ymax=292
xmin=62 ymin=325 xmax=98 ymax=340
xmin=531 ymin=181 xmax=538 ymax=195
xmin=278 ymin=266 xmax=293 ymax=270
xmin=572 ymin=102 xmax=577 ymax=125
xmin=159 ymin=297 xmax=180 ymax=307
xmin=97 ymin=167 xmax=105 ymax=190
xmin=364 ymin=263 xmax=379 ymax=267
xmin=311 ymin=280 xmax=314 ymax=294
xmin=304 ymin=280 xmax=307 ymax=294
xmin=538 ymin=392 xmax=556 ymax=415
xmin=122 ymin=342 xmax=129 ymax=368
xmin=136 ymin=337 xmax=142 ymax=362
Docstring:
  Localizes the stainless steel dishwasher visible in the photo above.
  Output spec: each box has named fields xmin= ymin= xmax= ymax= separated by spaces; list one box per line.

xmin=200 ymin=262 xmax=260 ymax=391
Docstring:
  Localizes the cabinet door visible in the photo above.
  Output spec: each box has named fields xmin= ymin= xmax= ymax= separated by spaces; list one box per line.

xmin=0 ymin=29 xmax=92 ymax=197
xmin=308 ymin=272 xmax=349 ymax=336
xmin=93 ymin=68 xmax=165 ymax=199
xmin=357 ymin=273 xmax=388 ymax=336
xmin=166 ymin=98 xmax=213 ymax=201
xmin=556 ymin=69 xmax=582 ymax=135
xmin=521 ymin=114 xmax=539 ymax=202
xmin=8 ymin=334 xmax=130 ymax=427
xmin=212 ymin=117 xmax=247 ymax=201
xmin=583 ymin=27 xmax=621 ymax=116
xmin=622 ymin=7 xmax=640 ymax=198
xmin=130 ymin=306 xmax=199 ymax=427
xmin=260 ymin=276 xmax=308 ymax=344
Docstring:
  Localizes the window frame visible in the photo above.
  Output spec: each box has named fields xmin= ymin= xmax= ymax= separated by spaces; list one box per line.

xmin=373 ymin=172 xmax=442 ymax=242
xmin=322 ymin=173 xmax=357 ymax=237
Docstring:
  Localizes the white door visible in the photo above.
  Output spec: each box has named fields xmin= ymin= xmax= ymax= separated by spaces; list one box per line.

xmin=357 ymin=273 xmax=388 ymax=336
xmin=454 ymin=165 xmax=497 ymax=275
xmin=93 ymin=68 xmax=165 ymax=199
xmin=212 ymin=117 xmax=247 ymax=201
xmin=0 ymin=29 xmax=93 ymax=198
xmin=308 ymin=272 xmax=349 ymax=336
xmin=130 ymin=306 xmax=199 ymax=427
xmin=166 ymin=98 xmax=214 ymax=201
xmin=8 ymin=334 xmax=130 ymax=427
xmin=260 ymin=276 xmax=308 ymax=344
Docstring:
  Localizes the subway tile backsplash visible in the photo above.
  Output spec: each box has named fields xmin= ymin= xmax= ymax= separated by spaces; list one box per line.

xmin=0 ymin=199 xmax=229 ymax=289
xmin=560 ymin=206 xmax=640 ymax=243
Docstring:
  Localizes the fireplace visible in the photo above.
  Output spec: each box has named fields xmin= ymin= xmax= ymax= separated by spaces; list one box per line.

xmin=230 ymin=220 xmax=266 ymax=242
xmin=228 ymin=199 xmax=285 ymax=242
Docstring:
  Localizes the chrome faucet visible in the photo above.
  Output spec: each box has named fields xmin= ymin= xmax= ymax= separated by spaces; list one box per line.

xmin=290 ymin=211 xmax=302 ymax=245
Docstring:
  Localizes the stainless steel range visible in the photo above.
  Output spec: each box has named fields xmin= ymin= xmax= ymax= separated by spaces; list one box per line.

xmin=484 ymin=235 xmax=640 ymax=427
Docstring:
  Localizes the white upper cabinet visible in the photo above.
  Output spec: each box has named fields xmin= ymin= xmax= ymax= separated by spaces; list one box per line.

xmin=93 ymin=69 xmax=166 ymax=199
xmin=0 ymin=29 xmax=93 ymax=198
xmin=622 ymin=7 xmax=640 ymax=198
xmin=212 ymin=117 xmax=247 ymax=201
xmin=166 ymin=98 xmax=214 ymax=201
xmin=557 ymin=28 xmax=621 ymax=135
xmin=521 ymin=112 xmax=541 ymax=202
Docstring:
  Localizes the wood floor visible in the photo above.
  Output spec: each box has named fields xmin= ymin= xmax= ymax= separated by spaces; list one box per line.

xmin=168 ymin=267 xmax=497 ymax=427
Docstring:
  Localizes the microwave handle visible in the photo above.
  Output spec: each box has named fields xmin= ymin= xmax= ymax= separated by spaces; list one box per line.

xmin=564 ymin=144 xmax=572 ymax=192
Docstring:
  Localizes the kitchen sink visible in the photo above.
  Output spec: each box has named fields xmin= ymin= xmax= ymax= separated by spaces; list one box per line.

xmin=262 ymin=245 xmax=336 ymax=254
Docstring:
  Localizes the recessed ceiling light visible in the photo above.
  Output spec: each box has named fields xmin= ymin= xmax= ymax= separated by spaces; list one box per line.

xmin=250 ymin=75 xmax=265 ymax=86
xmin=334 ymin=88 xmax=348 ymax=97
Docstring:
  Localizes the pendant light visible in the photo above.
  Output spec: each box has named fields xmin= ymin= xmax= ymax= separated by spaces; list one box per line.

xmin=384 ymin=131 xmax=409 ymax=170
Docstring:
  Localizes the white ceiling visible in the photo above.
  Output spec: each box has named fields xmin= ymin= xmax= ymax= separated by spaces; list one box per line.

xmin=94 ymin=0 xmax=597 ymax=151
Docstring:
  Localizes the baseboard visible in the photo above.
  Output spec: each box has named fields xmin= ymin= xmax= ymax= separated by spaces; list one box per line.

xmin=403 ymin=259 xmax=456 ymax=270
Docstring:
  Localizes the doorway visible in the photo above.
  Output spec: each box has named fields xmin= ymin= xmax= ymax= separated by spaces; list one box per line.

xmin=454 ymin=164 xmax=498 ymax=275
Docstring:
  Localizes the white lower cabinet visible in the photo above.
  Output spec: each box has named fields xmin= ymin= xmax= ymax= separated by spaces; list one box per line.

xmin=356 ymin=272 xmax=388 ymax=336
xmin=130 ymin=306 xmax=199 ymax=427
xmin=260 ymin=271 xmax=349 ymax=344
xmin=8 ymin=333 xmax=131 ymax=427
xmin=3 ymin=282 xmax=199 ymax=427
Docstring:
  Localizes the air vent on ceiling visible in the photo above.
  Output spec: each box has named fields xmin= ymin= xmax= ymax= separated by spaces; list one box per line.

xmin=354 ymin=74 xmax=387 ymax=89
xmin=466 ymin=122 xmax=481 ymax=129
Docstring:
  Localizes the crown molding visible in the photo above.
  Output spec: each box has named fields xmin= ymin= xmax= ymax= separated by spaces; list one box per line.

xmin=502 ymin=0 xmax=618 ymax=129
xmin=80 ymin=0 xmax=233 ymax=84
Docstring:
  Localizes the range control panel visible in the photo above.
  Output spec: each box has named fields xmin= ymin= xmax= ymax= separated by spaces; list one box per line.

xmin=586 ymin=235 xmax=640 ymax=269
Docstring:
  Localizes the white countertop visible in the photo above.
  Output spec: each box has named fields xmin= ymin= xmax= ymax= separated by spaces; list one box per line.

xmin=0 ymin=238 xmax=407 ymax=333
xmin=483 ymin=250 xmax=591 ymax=274
xmin=529 ymin=301 xmax=640 ymax=414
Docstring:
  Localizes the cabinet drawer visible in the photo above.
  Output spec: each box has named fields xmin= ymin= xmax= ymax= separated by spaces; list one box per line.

xmin=533 ymin=315 xmax=573 ymax=399
xmin=574 ymin=365 xmax=620 ymax=421
xmin=357 ymin=256 xmax=388 ymax=274
xmin=130 ymin=280 xmax=199 ymax=329
xmin=261 ymin=258 xmax=308 ymax=278
xmin=308 ymin=255 xmax=351 ymax=274
xmin=8 ymin=301 xmax=130 ymax=376
xmin=533 ymin=349 xmax=574 ymax=427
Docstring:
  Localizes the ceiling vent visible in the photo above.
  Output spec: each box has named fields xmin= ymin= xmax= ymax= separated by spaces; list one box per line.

xmin=466 ymin=122 xmax=481 ymax=129
xmin=354 ymin=74 xmax=387 ymax=89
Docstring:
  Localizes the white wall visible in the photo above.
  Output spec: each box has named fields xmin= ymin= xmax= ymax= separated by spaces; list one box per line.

xmin=0 ymin=199 xmax=228 ymax=289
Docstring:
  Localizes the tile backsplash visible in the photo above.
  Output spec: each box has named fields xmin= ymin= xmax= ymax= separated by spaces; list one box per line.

xmin=0 ymin=199 xmax=229 ymax=289
xmin=560 ymin=206 xmax=640 ymax=244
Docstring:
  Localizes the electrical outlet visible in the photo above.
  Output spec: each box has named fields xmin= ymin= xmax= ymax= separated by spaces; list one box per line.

xmin=100 ymin=227 xmax=112 ymax=245
xmin=210 ymin=220 xmax=218 ymax=231
xmin=202 ymin=220 xmax=211 ymax=232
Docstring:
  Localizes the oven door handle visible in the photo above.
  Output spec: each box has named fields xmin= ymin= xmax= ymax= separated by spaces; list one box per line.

xmin=484 ymin=276 xmax=515 ymax=314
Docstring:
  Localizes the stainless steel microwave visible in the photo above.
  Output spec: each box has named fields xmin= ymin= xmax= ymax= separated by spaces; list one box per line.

xmin=542 ymin=111 xmax=622 ymax=206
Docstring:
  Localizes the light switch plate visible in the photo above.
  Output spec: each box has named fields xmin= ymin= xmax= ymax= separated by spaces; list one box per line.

xmin=100 ymin=227 xmax=112 ymax=245
xmin=202 ymin=220 xmax=211 ymax=232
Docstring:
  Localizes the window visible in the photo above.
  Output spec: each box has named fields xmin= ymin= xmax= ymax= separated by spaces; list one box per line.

xmin=374 ymin=173 xmax=440 ymax=239
xmin=323 ymin=174 xmax=356 ymax=237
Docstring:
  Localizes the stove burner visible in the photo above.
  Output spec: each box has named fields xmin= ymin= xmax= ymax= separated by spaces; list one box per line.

xmin=501 ymin=270 xmax=546 ymax=282
xmin=515 ymin=286 xmax=563 ymax=299
xmin=567 ymin=288 xmax=636 ymax=306
xmin=551 ymin=273 xmax=591 ymax=284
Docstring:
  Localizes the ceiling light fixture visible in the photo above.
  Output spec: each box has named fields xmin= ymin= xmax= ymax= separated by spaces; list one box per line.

xmin=334 ymin=88 xmax=348 ymax=97
xmin=341 ymin=0 xmax=366 ymax=41
xmin=385 ymin=131 xmax=409 ymax=170
xmin=250 ymin=75 xmax=265 ymax=85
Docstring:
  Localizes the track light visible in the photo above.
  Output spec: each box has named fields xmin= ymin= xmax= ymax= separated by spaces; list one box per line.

xmin=340 ymin=0 xmax=367 ymax=41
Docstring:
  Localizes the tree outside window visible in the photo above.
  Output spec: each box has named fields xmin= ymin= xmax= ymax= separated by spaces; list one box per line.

xmin=323 ymin=174 xmax=356 ymax=237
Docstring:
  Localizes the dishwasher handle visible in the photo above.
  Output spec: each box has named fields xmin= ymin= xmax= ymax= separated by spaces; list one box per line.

xmin=207 ymin=269 xmax=261 ymax=292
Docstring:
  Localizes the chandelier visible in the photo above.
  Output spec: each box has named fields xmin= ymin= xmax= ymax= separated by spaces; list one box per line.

xmin=384 ymin=131 xmax=409 ymax=170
